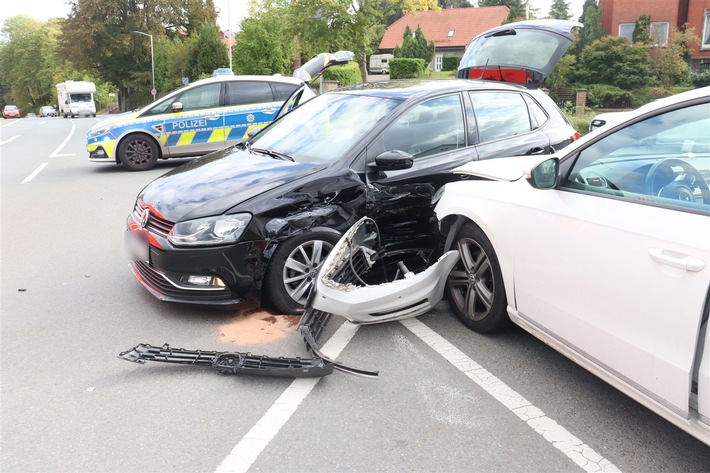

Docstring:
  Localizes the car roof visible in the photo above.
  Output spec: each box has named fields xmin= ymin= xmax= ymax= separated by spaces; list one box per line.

xmin=333 ymin=79 xmax=538 ymax=101
xmin=187 ymin=74 xmax=305 ymax=88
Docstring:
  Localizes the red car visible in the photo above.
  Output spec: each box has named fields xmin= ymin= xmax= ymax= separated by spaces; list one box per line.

xmin=2 ymin=105 xmax=20 ymax=118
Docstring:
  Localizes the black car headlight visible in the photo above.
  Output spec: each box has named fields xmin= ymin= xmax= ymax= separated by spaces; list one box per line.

xmin=168 ymin=214 xmax=251 ymax=247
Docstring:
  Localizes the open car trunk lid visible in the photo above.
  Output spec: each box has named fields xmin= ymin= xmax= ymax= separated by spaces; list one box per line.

xmin=457 ymin=19 xmax=581 ymax=88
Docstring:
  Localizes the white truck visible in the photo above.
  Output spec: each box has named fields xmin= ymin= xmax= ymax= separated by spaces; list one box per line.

xmin=56 ymin=81 xmax=97 ymax=118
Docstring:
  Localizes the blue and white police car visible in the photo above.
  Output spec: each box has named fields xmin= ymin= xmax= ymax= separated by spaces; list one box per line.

xmin=87 ymin=51 xmax=354 ymax=171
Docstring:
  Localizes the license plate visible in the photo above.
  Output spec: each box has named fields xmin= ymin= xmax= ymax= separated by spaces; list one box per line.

xmin=125 ymin=230 xmax=150 ymax=263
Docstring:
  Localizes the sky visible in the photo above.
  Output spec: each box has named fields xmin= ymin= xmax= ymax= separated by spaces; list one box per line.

xmin=0 ymin=0 xmax=586 ymax=33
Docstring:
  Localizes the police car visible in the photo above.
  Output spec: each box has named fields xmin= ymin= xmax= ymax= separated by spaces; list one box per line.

xmin=87 ymin=51 xmax=354 ymax=171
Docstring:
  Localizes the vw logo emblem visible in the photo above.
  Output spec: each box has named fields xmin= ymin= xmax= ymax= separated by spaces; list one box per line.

xmin=139 ymin=207 xmax=150 ymax=228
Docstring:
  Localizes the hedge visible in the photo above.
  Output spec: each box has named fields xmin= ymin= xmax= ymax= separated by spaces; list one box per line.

xmin=442 ymin=56 xmax=460 ymax=71
xmin=390 ymin=58 xmax=426 ymax=79
xmin=323 ymin=62 xmax=362 ymax=87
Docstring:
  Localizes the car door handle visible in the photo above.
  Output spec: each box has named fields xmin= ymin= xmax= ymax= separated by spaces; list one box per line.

xmin=648 ymin=248 xmax=706 ymax=272
xmin=530 ymin=147 xmax=546 ymax=155
xmin=262 ymin=108 xmax=278 ymax=115
xmin=205 ymin=115 xmax=220 ymax=120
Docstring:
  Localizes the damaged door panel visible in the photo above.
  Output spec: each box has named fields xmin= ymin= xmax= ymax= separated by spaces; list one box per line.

xmin=119 ymin=217 xmax=457 ymax=378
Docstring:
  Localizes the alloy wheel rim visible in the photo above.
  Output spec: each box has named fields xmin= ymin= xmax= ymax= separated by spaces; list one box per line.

xmin=282 ymin=240 xmax=334 ymax=305
xmin=448 ymin=238 xmax=495 ymax=321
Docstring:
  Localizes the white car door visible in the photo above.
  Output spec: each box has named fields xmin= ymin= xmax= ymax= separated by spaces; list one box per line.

xmin=510 ymin=103 xmax=710 ymax=419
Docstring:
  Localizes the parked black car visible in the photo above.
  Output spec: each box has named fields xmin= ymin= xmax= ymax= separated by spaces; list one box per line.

xmin=125 ymin=20 xmax=581 ymax=314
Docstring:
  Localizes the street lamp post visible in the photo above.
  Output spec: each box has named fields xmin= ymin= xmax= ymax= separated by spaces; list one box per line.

xmin=132 ymin=30 xmax=155 ymax=101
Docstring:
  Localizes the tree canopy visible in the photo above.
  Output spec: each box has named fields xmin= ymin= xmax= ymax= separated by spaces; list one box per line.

xmin=577 ymin=36 xmax=650 ymax=89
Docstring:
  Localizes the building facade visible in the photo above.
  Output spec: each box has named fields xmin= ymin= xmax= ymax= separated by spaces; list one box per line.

xmin=599 ymin=0 xmax=710 ymax=71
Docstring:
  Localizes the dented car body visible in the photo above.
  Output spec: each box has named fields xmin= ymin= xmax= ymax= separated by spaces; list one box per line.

xmin=125 ymin=20 xmax=579 ymax=314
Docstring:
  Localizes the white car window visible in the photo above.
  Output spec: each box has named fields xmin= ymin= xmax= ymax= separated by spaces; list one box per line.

xmin=563 ymin=102 xmax=710 ymax=213
xmin=178 ymin=83 xmax=221 ymax=112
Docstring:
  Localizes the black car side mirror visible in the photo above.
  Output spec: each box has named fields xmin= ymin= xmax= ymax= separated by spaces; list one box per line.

xmin=371 ymin=150 xmax=414 ymax=171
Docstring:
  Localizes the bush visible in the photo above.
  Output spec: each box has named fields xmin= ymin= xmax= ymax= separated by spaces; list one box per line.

xmin=323 ymin=62 xmax=362 ymax=87
xmin=585 ymin=84 xmax=638 ymax=108
xmin=442 ymin=56 xmax=460 ymax=71
xmin=691 ymin=70 xmax=710 ymax=88
xmin=390 ymin=58 xmax=426 ymax=79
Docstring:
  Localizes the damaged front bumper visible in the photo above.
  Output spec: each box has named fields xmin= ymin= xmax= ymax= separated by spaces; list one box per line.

xmin=119 ymin=217 xmax=458 ymax=379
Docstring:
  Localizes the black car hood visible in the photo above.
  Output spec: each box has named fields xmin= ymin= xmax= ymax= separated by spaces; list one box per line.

xmin=139 ymin=147 xmax=324 ymax=222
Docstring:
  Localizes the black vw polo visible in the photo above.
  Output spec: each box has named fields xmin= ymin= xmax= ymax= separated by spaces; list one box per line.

xmin=125 ymin=20 xmax=581 ymax=314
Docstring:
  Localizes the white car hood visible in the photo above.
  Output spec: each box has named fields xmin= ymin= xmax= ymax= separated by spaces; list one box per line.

xmin=452 ymin=155 xmax=553 ymax=181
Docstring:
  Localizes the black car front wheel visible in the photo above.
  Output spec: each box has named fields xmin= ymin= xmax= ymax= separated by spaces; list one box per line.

xmin=119 ymin=135 xmax=159 ymax=171
xmin=264 ymin=232 xmax=340 ymax=314
xmin=446 ymin=222 xmax=509 ymax=333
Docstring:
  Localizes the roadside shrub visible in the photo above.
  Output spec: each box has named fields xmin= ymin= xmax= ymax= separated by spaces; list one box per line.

xmin=323 ymin=62 xmax=362 ymax=87
xmin=442 ymin=56 xmax=460 ymax=71
xmin=691 ymin=70 xmax=710 ymax=88
xmin=390 ymin=58 xmax=426 ymax=79
xmin=585 ymin=84 xmax=638 ymax=108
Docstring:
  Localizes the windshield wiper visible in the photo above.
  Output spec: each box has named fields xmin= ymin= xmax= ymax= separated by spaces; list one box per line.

xmin=252 ymin=147 xmax=294 ymax=162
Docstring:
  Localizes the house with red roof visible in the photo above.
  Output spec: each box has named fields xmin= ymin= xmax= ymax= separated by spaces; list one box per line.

xmin=378 ymin=6 xmax=509 ymax=71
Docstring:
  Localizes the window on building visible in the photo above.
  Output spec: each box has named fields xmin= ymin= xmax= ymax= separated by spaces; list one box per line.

xmin=650 ymin=22 xmax=669 ymax=47
xmin=447 ymin=30 xmax=455 ymax=37
xmin=702 ymin=11 xmax=710 ymax=50
xmin=619 ymin=23 xmax=635 ymax=43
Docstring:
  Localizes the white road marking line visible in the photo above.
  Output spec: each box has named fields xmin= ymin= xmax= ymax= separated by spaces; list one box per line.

xmin=22 ymin=162 xmax=49 ymax=184
xmin=400 ymin=318 xmax=621 ymax=473
xmin=214 ymin=321 xmax=361 ymax=473
xmin=50 ymin=123 xmax=76 ymax=157
xmin=0 ymin=119 xmax=22 ymax=128
xmin=0 ymin=135 xmax=20 ymax=145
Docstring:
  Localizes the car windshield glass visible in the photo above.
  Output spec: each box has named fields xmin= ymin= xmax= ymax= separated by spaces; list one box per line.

xmin=70 ymin=93 xmax=92 ymax=102
xmin=250 ymin=93 xmax=400 ymax=164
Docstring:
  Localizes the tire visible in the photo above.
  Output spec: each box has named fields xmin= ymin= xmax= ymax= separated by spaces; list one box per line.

xmin=264 ymin=231 xmax=340 ymax=314
xmin=445 ymin=222 xmax=509 ymax=333
xmin=118 ymin=134 xmax=159 ymax=171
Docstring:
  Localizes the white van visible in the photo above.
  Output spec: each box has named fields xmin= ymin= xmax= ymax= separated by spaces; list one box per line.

xmin=369 ymin=54 xmax=393 ymax=75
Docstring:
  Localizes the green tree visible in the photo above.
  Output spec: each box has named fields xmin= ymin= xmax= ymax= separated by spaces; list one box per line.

xmin=439 ymin=0 xmax=472 ymax=7
xmin=632 ymin=14 xmax=651 ymax=44
xmin=478 ymin=0 xmax=529 ymax=22
xmin=577 ymin=2 xmax=605 ymax=54
xmin=0 ymin=16 xmax=60 ymax=110
xmin=233 ymin=2 xmax=295 ymax=76
xmin=577 ymin=36 xmax=650 ymax=89
xmin=184 ymin=23 xmax=229 ymax=80
xmin=62 ymin=0 xmax=221 ymax=111
xmin=239 ymin=0 xmax=439 ymax=83
xmin=394 ymin=25 xmax=435 ymax=65
xmin=649 ymin=28 xmax=699 ymax=89
xmin=549 ymin=0 xmax=570 ymax=20
xmin=155 ymin=35 xmax=193 ymax=91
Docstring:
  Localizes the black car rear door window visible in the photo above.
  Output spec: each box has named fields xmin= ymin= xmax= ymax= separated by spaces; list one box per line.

xmin=469 ymin=91 xmax=532 ymax=143
xmin=382 ymin=94 xmax=466 ymax=158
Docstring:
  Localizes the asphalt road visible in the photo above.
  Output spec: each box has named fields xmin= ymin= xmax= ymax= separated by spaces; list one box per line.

xmin=1 ymin=116 xmax=709 ymax=472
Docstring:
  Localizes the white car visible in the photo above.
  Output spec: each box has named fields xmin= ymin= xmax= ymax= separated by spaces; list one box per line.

xmin=432 ymin=86 xmax=710 ymax=446
xmin=301 ymin=86 xmax=710 ymax=443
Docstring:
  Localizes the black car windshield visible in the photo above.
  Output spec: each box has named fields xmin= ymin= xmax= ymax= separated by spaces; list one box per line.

xmin=251 ymin=93 xmax=400 ymax=164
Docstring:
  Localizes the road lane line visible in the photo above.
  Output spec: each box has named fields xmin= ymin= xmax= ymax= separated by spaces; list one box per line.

xmin=50 ymin=123 xmax=76 ymax=157
xmin=0 ymin=135 xmax=21 ymax=145
xmin=0 ymin=119 xmax=22 ymax=129
xmin=400 ymin=318 xmax=621 ymax=473
xmin=22 ymin=163 xmax=49 ymax=184
xmin=214 ymin=321 xmax=360 ymax=473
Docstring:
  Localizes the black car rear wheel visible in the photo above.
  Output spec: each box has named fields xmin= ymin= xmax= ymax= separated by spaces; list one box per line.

xmin=446 ymin=222 xmax=509 ymax=333
xmin=264 ymin=232 xmax=340 ymax=314
xmin=119 ymin=135 xmax=159 ymax=171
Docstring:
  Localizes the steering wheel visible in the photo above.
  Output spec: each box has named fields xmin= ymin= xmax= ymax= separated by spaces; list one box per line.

xmin=644 ymin=158 xmax=710 ymax=205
